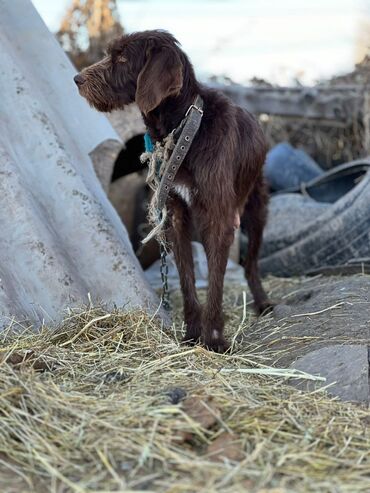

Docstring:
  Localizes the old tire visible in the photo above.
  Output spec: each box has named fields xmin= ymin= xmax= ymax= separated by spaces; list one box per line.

xmin=260 ymin=157 xmax=370 ymax=276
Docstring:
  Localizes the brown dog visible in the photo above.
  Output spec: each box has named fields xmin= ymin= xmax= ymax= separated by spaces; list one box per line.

xmin=74 ymin=30 xmax=272 ymax=352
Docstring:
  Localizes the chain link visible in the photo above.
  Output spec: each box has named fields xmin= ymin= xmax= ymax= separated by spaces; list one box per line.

xmin=159 ymin=242 xmax=170 ymax=310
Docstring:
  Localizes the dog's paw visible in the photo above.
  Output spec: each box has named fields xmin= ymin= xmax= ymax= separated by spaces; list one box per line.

xmin=202 ymin=332 xmax=230 ymax=354
xmin=255 ymin=300 xmax=275 ymax=317
xmin=182 ymin=325 xmax=202 ymax=346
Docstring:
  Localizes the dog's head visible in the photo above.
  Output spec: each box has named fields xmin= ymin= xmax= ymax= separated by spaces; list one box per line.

xmin=74 ymin=30 xmax=184 ymax=115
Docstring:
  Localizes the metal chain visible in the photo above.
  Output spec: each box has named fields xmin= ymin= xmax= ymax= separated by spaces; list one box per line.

xmin=144 ymin=100 xmax=202 ymax=313
xmin=159 ymin=242 xmax=170 ymax=310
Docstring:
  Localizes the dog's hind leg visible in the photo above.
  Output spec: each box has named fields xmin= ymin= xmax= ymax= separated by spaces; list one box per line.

xmin=241 ymin=177 xmax=273 ymax=315
xmin=167 ymin=197 xmax=202 ymax=343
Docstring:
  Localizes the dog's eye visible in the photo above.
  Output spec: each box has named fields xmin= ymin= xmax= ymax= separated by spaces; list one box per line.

xmin=116 ymin=54 xmax=127 ymax=63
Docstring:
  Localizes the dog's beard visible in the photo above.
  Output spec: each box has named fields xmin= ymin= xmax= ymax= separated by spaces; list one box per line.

xmin=78 ymin=85 xmax=117 ymax=113
xmin=87 ymin=98 xmax=115 ymax=113
xmin=81 ymin=88 xmax=133 ymax=113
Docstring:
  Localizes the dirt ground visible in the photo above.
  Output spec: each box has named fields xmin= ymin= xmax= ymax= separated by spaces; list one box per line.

xmin=171 ymin=272 xmax=370 ymax=377
xmin=233 ymin=274 xmax=370 ymax=367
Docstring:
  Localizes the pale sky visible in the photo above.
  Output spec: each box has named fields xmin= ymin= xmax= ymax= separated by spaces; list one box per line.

xmin=32 ymin=0 xmax=369 ymax=85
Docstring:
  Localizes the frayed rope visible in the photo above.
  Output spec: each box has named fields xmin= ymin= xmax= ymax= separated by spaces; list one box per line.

xmin=140 ymin=132 xmax=175 ymax=244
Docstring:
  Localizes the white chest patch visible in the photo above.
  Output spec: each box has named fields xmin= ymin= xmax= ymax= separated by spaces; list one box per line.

xmin=174 ymin=184 xmax=192 ymax=206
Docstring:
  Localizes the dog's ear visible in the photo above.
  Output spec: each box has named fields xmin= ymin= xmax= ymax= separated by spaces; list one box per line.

xmin=135 ymin=47 xmax=183 ymax=115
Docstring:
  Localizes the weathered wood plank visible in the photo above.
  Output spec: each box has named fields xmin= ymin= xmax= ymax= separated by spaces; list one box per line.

xmin=210 ymin=83 xmax=363 ymax=122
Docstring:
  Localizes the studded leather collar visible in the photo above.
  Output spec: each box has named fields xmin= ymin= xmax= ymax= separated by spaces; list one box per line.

xmin=156 ymin=95 xmax=204 ymax=210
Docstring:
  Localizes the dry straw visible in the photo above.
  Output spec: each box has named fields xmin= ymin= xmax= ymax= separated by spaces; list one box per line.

xmin=0 ymin=287 xmax=369 ymax=492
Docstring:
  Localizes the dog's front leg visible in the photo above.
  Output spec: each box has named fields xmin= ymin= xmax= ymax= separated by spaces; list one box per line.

xmin=167 ymin=197 xmax=202 ymax=343
xmin=199 ymin=215 xmax=235 ymax=353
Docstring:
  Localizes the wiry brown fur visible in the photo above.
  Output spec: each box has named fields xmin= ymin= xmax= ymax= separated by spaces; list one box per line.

xmin=75 ymin=30 xmax=272 ymax=352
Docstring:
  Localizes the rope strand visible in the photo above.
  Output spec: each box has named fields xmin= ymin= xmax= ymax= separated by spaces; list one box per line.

xmin=140 ymin=132 xmax=175 ymax=244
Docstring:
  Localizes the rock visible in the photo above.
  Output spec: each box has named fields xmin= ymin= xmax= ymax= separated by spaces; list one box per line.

xmin=173 ymin=395 xmax=221 ymax=445
xmin=290 ymin=345 xmax=369 ymax=404
xmin=207 ymin=432 xmax=244 ymax=462
xmin=165 ymin=387 xmax=187 ymax=405
xmin=103 ymin=370 xmax=129 ymax=384
xmin=108 ymin=173 xmax=146 ymax=237
xmin=0 ymin=350 xmax=52 ymax=372
xmin=265 ymin=142 xmax=324 ymax=191
xmin=182 ymin=395 xmax=221 ymax=429
xmin=273 ymin=303 xmax=293 ymax=320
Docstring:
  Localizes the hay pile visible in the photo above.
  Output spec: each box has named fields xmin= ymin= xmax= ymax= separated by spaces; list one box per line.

xmin=0 ymin=293 xmax=369 ymax=492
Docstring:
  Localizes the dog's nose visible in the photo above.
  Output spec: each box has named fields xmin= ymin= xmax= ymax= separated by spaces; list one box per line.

xmin=74 ymin=74 xmax=85 ymax=86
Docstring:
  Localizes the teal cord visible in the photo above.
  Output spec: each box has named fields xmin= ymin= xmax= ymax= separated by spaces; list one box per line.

xmin=144 ymin=132 xmax=154 ymax=153
xmin=143 ymin=133 xmax=170 ymax=311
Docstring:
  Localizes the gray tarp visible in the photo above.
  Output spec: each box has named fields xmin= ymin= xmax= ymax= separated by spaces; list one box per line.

xmin=0 ymin=0 xmax=160 ymax=329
